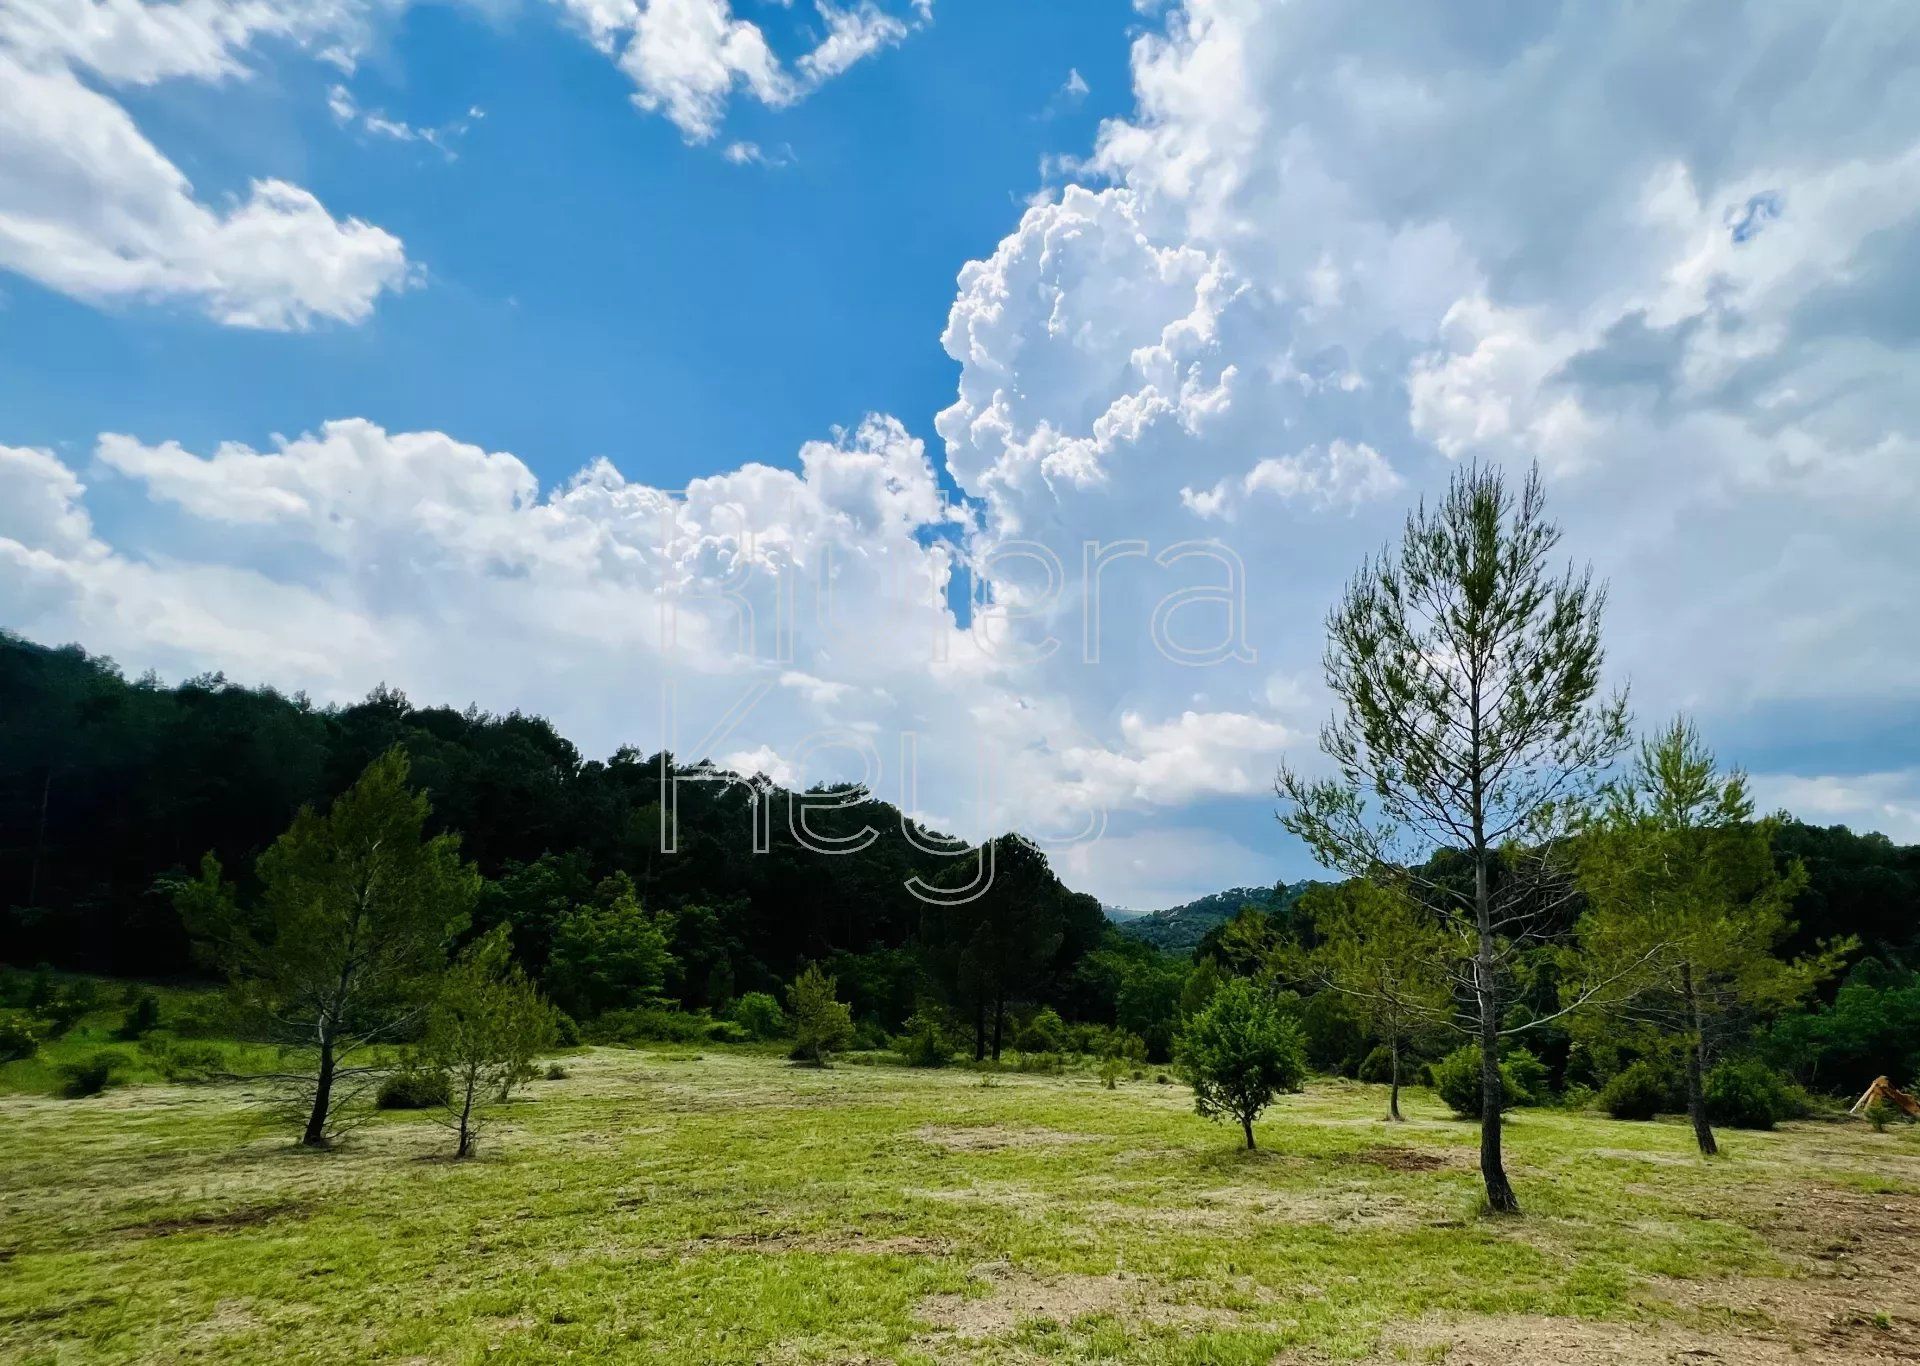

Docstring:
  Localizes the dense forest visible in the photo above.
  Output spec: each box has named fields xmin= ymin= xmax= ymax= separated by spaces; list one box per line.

xmin=3 ymin=628 xmax=1917 ymax=1093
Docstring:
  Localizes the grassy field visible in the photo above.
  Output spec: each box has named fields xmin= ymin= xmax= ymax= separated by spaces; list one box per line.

xmin=2 ymin=1046 xmax=1918 ymax=1365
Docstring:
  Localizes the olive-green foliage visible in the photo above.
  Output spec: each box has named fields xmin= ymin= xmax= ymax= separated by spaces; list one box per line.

xmin=787 ymin=964 xmax=855 ymax=1066
xmin=1702 ymin=1059 xmax=1799 ymax=1131
xmin=57 ymin=1051 xmax=119 ymax=1098
xmin=182 ymin=749 xmax=479 ymax=1146
xmin=894 ymin=1012 xmax=953 ymax=1068
xmin=545 ymin=874 xmax=674 ymax=1020
xmin=1765 ymin=967 xmax=1920 ymax=1089
xmin=1431 ymin=1045 xmax=1540 ymax=1117
xmin=1178 ymin=976 xmax=1307 ymax=1149
xmin=727 ymin=992 xmax=788 ymax=1040
xmin=1601 ymin=1060 xmax=1673 ymax=1121
xmin=1014 ymin=1007 xmax=1066 ymax=1055
xmin=421 ymin=926 xmax=557 ymax=1156
xmin=0 ymin=1010 xmax=37 ymax=1062
xmin=377 ymin=1069 xmax=452 ymax=1111
xmin=115 ymin=992 xmax=161 ymax=1040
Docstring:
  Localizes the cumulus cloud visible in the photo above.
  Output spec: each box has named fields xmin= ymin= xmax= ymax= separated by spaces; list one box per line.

xmin=9 ymin=0 xmax=1920 ymax=900
xmin=0 ymin=2 xmax=413 ymax=328
xmin=553 ymin=0 xmax=930 ymax=143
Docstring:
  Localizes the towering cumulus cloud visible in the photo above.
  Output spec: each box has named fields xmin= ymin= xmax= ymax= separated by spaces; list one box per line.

xmin=4 ymin=2 xmax=1919 ymax=901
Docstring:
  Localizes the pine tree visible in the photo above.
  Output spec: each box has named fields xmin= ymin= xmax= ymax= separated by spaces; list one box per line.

xmin=1572 ymin=717 xmax=1839 ymax=1155
xmin=1280 ymin=463 xmax=1629 ymax=1212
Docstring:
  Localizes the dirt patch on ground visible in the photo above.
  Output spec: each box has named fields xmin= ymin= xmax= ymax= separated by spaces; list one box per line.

xmin=916 ymin=1124 xmax=1099 ymax=1154
xmin=916 ymin=1262 xmax=1233 ymax=1343
xmin=114 ymin=1200 xmax=307 ymax=1240
xmin=1288 ymin=1186 xmax=1920 ymax=1365
xmin=1340 ymin=1145 xmax=1456 ymax=1173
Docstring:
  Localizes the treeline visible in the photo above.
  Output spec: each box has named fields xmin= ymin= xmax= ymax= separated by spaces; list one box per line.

xmin=0 ymin=632 xmax=1169 ymax=1057
xmin=3 ymin=625 xmax=1917 ymax=1121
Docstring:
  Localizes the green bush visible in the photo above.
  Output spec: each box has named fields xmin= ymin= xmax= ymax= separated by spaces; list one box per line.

xmin=1356 ymin=1044 xmax=1394 ymax=1084
xmin=727 ymin=992 xmax=787 ymax=1040
xmin=1704 ymin=1059 xmax=1797 ymax=1130
xmin=58 ymin=1052 xmax=120 ymax=1098
xmin=0 ymin=1009 xmax=38 ymax=1062
xmin=895 ymin=1012 xmax=952 ymax=1068
xmin=1601 ymin=1060 xmax=1672 ymax=1120
xmin=1014 ymin=1007 xmax=1066 ymax=1056
xmin=1431 ymin=1045 xmax=1531 ymax=1117
xmin=1503 ymin=1048 xmax=1550 ymax=1103
xmin=544 ymin=1062 xmax=569 ymax=1081
xmin=588 ymin=1007 xmax=711 ymax=1044
xmin=376 ymin=1068 xmax=451 ymax=1110
xmin=552 ymin=1011 xmax=581 ymax=1047
xmin=115 ymin=992 xmax=162 ymax=1040
xmin=705 ymin=1019 xmax=751 ymax=1044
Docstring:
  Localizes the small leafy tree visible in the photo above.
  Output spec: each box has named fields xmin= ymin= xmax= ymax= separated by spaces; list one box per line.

xmin=728 ymin=991 xmax=788 ymax=1040
xmin=1573 ymin=718 xmax=1836 ymax=1155
xmin=421 ymin=926 xmax=557 ymax=1158
xmin=545 ymin=874 xmax=674 ymax=1020
xmin=787 ymin=963 xmax=854 ymax=1065
xmin=1297 ymin=883 xmax=1449 ymax=1120
xmin=179 ymin=749 xmax=477 ymax=1147
xmin=1178 ymin=976 xmax=1306 ymax=1149
xmin=1279 ymin=464 xmax=1630 ymax=1211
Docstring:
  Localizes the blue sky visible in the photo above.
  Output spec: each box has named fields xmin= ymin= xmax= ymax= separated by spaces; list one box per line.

xmin=1 ymin=1 xmax=1132 ymax=490
xmin=4 ymin=1 xmax=1919 ymax=908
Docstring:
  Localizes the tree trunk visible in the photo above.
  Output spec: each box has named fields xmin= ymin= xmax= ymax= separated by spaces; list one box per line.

xmin=973 ymin=996 xmax=986 ymax=1061
xmin=1242 ymin=1113 xmax=1256 ymax=1150
xmin=1388 ymin=1036 xmax=1404 ymax=1122
xmin=303 ymin=1031 xmax=336 ymax=1148
xmin=456 ymin=1081 xmax=475 ymax=1159
xmin=1474 ymin=856 xmax=1518 ymax=1213
xmin=1681 ymin=963 xmax=1717 ymax=1157
xmin=989 ymin=989 xmax=1004 ymax=1062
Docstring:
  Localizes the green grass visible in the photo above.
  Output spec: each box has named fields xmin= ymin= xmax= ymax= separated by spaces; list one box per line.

xmin=2 ymin=1048 xmax=1917 ymax=1363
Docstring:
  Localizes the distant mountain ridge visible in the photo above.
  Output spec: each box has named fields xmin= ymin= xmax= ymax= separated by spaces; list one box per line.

xmin=1112 ymin=883 xmax=1312 ymax=953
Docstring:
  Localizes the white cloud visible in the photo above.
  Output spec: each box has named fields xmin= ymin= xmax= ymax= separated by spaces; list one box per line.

xmin=328 ymin=84 xmax=484 ymax=159
xmin=553 ymin=0 xmax=929 ymax=144
xmin=0 ymin=3 xmax=412 ymax=328
xmin=1751 ymin=771 xmax=1920 ymax=845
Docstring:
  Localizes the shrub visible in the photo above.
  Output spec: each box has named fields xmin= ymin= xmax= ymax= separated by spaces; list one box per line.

xmin=1865 ymin=1098 xmax=1903 ymax=1132
xmin=58 ymin=1052 xmax=119 ymax=1098
xmin=1356 ymin=1044 xmax=1394 ymax=1085
xmin=1432 ymin=1045 xmax=1531 ymax=1117
xmin=43 ymin=982 xmax=99 ymax=1036
xmin=0 ymin=1010 xmax=38 ymax=1062
xmin=376 ymin=1068 xmax=452 ymax=1110
xmin=1503 ymin=1048 xmax=1550 ymax=1104
xmin=705 ymin=1020 xmax=751 ymax=1044
xmin=1601 ymin=1060 xmax=1671 ymax=1120
xmin=895 ymin=1012 xmax=952 ymax=1068
xmin=1704 ymin=1059 xmax=1797 ymax=1131
xmin=787 ymin=964 xmax=854 ymax=1066
xmin=552 ymin=1011 xmax=581 ymax=1047
xmin=728 ymin=992 xmax=787 ymax=1041
xmin=1014 ymin=1007 xmax=1066 ymax=1056
xmin=1177 ymin=977 xmax=1307 ymax=1149
xmin=545 ymin=1062 xmax=569 ymax=1081
xmin=166 ymin=995 xmax=233 ymax=1039
xmin=116 ymin=992 xmax=162 ymax=1040
xmin=588 ymin=1008 xmax=711 ymax=1044
xmin=851 ymin=1019 xmax=888 ymax=1052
